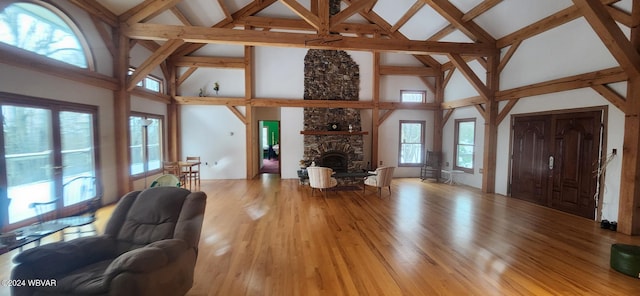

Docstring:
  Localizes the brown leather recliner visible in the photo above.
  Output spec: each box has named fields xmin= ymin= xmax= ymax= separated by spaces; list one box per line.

xmin=11 ymin=186 xmax=207 ymax=296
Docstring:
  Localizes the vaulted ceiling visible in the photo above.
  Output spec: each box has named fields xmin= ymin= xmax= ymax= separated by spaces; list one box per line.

xmin=70 ymin=0 xmax=632 ymax=71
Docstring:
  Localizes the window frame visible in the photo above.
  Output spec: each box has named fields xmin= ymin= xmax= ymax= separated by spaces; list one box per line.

xmin=398 ymin=120 xmax=426 ymax=167
xmin=0 ymin=0 xmax=94 ymax=70
xmin=128 ymin=67 xmax=165 ymax=94
xmin=400 ymin=90 xmax=426 ymax=103
xmin=129 ymin=112 xmax=164 ymax=179
xmin=453 ymin=118 xmax=476 ymax=174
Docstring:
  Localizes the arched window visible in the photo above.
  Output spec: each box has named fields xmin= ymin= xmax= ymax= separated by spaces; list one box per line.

xmin=0 ymin=1 xmax=92 ymax=69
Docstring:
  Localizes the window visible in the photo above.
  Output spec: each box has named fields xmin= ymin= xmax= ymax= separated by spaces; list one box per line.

xmin=0 ymin=1 xmax=91 ymax=68
xmin=401 ymin=90 xmax=426 ymax=103
xmin=399 ymin=120 xmax=425 ymax=166
xmin=128 ymin=68 xmax=164 ymax=93
xmin=130 ymin=114 xmax=163 ymax=177
xmin=454 ymin=118 xmax=475 ymax=173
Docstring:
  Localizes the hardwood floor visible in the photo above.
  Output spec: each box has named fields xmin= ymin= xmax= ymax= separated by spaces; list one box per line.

xmin=1 ymin=175 xmax=640 ymax=295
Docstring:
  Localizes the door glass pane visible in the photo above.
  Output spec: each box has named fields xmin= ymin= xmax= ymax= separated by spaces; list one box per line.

xmin=129 ymin=116 xmax=144 ymax=175
xmin=147 ymin=118 xmax=161 ymax=171
xmin=2 ymin=105 xmax=54 ymax=223
xmin=60 ymin=111 xmax=96 ymax=206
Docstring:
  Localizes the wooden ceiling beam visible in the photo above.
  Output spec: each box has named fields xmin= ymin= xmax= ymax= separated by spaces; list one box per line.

xmin=173 ymin=0 xmax=276 ymax=57
xmin=124 ymin=23 xmax=497 ymax=56
xmin=170 ymin=6 xmax=192 ymax=26
xmin=379 ymin=66 xmax=439 ymax=76
xmin=572 ymin=0 xmax=640 ymax=80
xmin=69 ymin=0 xmax=118 ymax=27
xmin=341 ymin=0 xmax=442 ymax=69
xmin=278 ymin=0 xmax=323 ymax=31
xmin=462 ymin=0 xmax=502 ymax=22
xmin=591 ymin=84 xmax=627 ymax=112
xmin=123 ymin=0 xmax=183 ymax=25
xmin=421 ymin=0 xmax=495 ymax=43
xmin=448 ymin=53 xmax=491 ymax=101
xmin=171 ymin=56 xmax=246 ymax=68
xmin=235 ymin=16 xmax=382 ymax=34
xmin=390 ymin=1 xmax=425 ymax=32
xmin=497 ymin=66 xmax=627 ymax=101
xmin=497 ymin=0 xmax=620 ymax=48
xmin=128 ymin=39 xmax=185 ymax=91
xmin=331 ymin=0 xmax=377 ymax=28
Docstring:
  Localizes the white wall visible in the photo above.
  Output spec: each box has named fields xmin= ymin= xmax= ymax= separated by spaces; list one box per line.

xmin=180 ymin=105 xmax=247 ymax=179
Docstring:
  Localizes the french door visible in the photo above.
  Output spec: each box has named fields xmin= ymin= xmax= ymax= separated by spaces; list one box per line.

xmin=511 ymin=110 xmax=602 ymax=219
xmin=0 ymin=93 xmax=99 ymax=230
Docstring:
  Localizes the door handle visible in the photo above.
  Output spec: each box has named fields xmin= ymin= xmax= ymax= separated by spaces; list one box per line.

xmin=549 ymin=156 xmax=554 ymax=170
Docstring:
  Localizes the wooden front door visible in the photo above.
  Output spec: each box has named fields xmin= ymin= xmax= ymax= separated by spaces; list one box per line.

xmin=511 ymin=115 xmax=551 ymax=206
xmin=511 ymin=110 xmax=602 ymax=219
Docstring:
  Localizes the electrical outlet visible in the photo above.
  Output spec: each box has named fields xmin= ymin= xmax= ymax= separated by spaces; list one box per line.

xmin=379 ymin=160 xmax=383 ymax=165
xmin=479 ymin=168 xmax=483 ymax=174
xmin=612 ymin=148 xmax=617 ymax=155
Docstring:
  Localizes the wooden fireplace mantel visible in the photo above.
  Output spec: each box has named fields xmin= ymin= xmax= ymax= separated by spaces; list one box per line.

xmin=300 ymin=131 xmax=368 ymax=135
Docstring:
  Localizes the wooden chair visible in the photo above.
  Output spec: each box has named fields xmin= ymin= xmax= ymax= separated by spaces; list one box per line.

xmin=363 ymin=166 xmax=395 ymax=197
xmin=184 ymin=156 xmax=201 ymax=187
xmin=306 ymin=166 xmax=337 ymax=197
xmin=162 ymin=161 xmax=186 ymax=188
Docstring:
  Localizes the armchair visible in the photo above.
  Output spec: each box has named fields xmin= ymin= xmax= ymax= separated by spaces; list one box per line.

xmin=363 ymin=166 xmax=395 ymax=197
xmin=11 ymin=186 xmax=207 ymax=296
xmin=306 ymin=166 xmax=338 ymax=197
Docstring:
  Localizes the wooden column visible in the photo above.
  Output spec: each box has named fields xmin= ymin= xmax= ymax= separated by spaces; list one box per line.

xmin=371 ymin=52 xmax=381 ymax=168
xmin=481 ymin=54 xmax=499 ymax=193
xmin=433 ymin=73 xmax=444 ymax=181
xmin=114 ymin=29 xmax=132 ymax=196
xmin=245 ymin=45 xmax=256 ymax=179
xmin=618 ymin=0 xmax=640 ymax=234
xmin=167 ymin=60 xmax=179 ymax=161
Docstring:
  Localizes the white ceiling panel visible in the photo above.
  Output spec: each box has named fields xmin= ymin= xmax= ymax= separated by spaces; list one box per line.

xmin=474 ymin=0 xmax=573 ymax=39
xmin=448 ymin=0 xmax=485 ymax=14
xmin=96 ymin=0 xmax=143 ymax=15
xmin=176 ymin=0 xmax=226 ymax=27
xmin=399 ymin=5 xmax=448 ymax=41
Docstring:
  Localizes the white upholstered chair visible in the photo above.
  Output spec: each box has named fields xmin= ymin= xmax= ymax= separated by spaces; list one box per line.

xmin=363 ymin=166 xmax=395 ymax=197
xmin=306 ymin=166 xmax=338 ymax=197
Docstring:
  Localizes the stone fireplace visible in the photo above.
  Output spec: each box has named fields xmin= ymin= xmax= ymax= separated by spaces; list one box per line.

xmin=302 ymin=49 xmax=366 ymax=172
xmin=301 ymin=0 xmax=366 ymax=173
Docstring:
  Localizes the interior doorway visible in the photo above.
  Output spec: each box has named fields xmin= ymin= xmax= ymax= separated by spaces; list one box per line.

xmin=510 ymin=108 xmax=605 ymax=220
xmin=259 ymin=120 xmax=280 ymax=175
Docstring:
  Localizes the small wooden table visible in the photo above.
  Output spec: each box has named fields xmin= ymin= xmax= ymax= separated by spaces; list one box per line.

xmin=179 ymin=161 xmax=201 ymax=190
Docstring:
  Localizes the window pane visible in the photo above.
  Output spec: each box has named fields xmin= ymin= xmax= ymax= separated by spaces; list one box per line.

xmin=401 ymin=91 xmax=425 ymax=103
xmin=401 ymin=143 xmax=422 ymax=164
xmin=145 ymin=77 xmax=161 ymax=92
xmin=458 ymin=121 xmax=475 ymax=144
xmin=456 ymin=145 xmax=474 ymax=169
xmin=60 ymin=111 xmax=96 ymax=206
xmin=0 ymin=3 xmax=87 ymax=68
xmin=2 ymin=105 xmax=54 ymax=223
xmin=146 ymin=118 xmax=162 ymax=171
xmin=401 ymin=123 xmax=422 ymax=144
xmin=129 ymin=116 xmax=144 ymax=175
